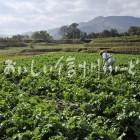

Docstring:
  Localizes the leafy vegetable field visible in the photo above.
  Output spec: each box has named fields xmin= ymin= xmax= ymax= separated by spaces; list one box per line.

xmin=0 ymin=52 xmax=140 ymax=140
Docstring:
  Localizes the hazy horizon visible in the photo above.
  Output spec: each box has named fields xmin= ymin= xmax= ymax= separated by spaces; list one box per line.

xmin=0 ymin=0 xmax=140 ymax=35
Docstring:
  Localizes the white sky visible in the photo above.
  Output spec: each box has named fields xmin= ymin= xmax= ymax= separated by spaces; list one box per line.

xmin=0 ymin=0 xmax=140 ymax=35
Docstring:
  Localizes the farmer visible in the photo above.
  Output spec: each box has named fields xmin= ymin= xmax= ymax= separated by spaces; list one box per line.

xmin=100 ymin=50 xmax=115 ymax=74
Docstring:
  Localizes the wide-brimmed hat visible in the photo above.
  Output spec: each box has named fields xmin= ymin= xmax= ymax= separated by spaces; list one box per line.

xmin=99 ymin=50 xmax=106 ymax=55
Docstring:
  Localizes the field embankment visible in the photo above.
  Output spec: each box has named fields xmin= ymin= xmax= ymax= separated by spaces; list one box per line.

xmin=86 ymin=35 xmax=140 ymax=54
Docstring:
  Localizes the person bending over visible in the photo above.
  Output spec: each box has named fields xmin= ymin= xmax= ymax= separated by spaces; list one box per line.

xmin=100 ymin=50 xmax=115 ymax=74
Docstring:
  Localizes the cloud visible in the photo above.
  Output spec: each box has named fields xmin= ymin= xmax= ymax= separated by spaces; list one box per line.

xmin=0 ymin=0 xmax=140 ymax=35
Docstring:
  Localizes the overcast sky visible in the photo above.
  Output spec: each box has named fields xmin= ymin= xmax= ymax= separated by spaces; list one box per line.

xmin=0 ymin=0 xmax=140 ymax=35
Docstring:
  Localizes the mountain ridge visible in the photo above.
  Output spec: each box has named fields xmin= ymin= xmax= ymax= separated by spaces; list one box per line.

xmin=48 ymin=16 xmax=140 ymax=39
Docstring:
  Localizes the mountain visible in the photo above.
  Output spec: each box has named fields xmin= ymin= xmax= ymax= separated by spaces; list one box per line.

xmin=48 ymin=16 xmax=140 ymax=39
xmin=79 ymin=16 xmax=140 ymax=33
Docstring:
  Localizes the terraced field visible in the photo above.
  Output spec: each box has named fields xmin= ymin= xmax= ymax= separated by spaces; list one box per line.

xmin=86 ymin=35 xmax=140 ymax=54
xmin=0 ymin=35 xmax=140 ymax=55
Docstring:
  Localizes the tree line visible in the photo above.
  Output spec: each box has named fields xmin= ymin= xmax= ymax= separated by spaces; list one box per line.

xmin=59 ymin=24 xmax=140 ymax=41
xmin=0 ymin=24 xmax=140 ymax=43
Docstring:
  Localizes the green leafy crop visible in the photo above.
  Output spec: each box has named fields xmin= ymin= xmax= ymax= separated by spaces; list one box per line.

xmin=0 ymin=52 xmax=140 ymax=140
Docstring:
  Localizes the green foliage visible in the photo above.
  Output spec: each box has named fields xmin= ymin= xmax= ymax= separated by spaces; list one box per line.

xmin=0 ymin=53 xmax=140 ymax=140
xmin=59 ymin=23 xmax=85 ymax=40
xmin=32 ymin=31 xmax=53 ymax=42
xmin=128 ymin=26 xmax=140 ymax=35
xmin=12 ymin=35 xmax=29 ymax=42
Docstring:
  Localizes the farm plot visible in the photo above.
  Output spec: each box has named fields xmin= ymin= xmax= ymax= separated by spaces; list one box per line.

xmin=0 ymin=52 xmax=140 ymax=140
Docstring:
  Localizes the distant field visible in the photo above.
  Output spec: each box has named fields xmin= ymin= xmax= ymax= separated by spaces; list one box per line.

xmin=0 ymin=43 xmax=85 ymax=55
xmin=0 ymin=35 xmax=140 ymax=55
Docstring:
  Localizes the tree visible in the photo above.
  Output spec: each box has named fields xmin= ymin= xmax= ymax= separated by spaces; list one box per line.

xmin=59 ymin=26 xmax=69 ymax=39
xmin=59 ymin=23 xmax=83 ymax=39
xmin=101 ymin=30 xmax=111 ymax=37
xmin=97 ymin=29 xmax=119 ymax=38
xmin=12 ymin=35 xmax=29 ymax=41
xmin=32 ymin=31 xmax=53 ymax=42
xmin=128 ymin=26 xmax=140 ymax=35
xmin=80 ymin=32 xmax=87 ymax=41
xmin=110 ymin=29 xmax=119 ymax=37
xmin=87 ymin=33 xmax=97 ymax=39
